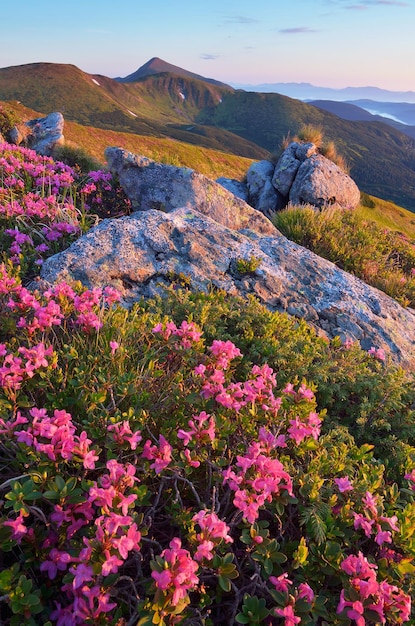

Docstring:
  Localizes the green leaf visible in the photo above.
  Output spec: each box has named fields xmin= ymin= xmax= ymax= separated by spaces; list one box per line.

xmin=218 ymin=574 xmax=232 ymax=592
xmin=54 ymin=475 xmax=65 ymax=491
xmin=137 ymin=615 xmax=156 ymax=626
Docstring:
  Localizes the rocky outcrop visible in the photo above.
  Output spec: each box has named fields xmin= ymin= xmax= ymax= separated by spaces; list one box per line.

xmin=105 ymin=148 xmax=277 ymax=237
xmin=38 ymin=205 xmax=415 ymax=369
xmin=272 ymin=142 xmax=317 ymax=196
xmin=26 ymin=112 xmax=64 ymax=156
xmin=234 ymin=141 xmax=361 ymax=216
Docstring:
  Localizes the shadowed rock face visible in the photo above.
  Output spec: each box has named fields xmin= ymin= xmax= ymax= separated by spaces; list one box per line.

xmin=39 ymin=206 xmax=415 ymax=369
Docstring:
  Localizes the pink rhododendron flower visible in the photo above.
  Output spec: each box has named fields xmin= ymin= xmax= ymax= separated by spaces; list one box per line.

xmin=335 ymin=476 xmax=354 ymax=493
xmin=270 ymin=572 xmax=292 ymax=593
xmin=274 ymin=604 xmax=301 ymax=625
xmin=368 ymin=346 xmax=386 ymax=361
xmin=142 ymin=434 xmax=172 ymax=473
xmin=3 ymin=511 xmax=29 ymax=543
xmin=151 ymin=537 xmax=199 ymax=606
xmin=298 ymin=582 xmax=315 ymax=603
xmin=362 ymin=491 xmax=378 ymax=516
xmin=109 ymin=340 xmax=119 ymax=355
xmin=39 ymin=548 xmax=72 ymax=580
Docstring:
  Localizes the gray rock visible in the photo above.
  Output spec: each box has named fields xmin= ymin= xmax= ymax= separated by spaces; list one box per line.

xmin=294 ymin=142 xmax=318 ymax=161
xmin=246 ymin=160 xmax=285 ymax=217
xmin=26 ymin=112 xmax=64 ymax=156
xmin=216 ymin=177 xmax=249 ymax=202
xmin=105 ymin=148 xmax=277 ymax=237
xmin=272 ymin=143 xmax=301 ymax=196
xmin=8 ymin=126 xmax=24 ymax=145
xmin=39 ymin=207 xmax=415 ymax=369
xmin=289 ymin=154 xmax=360 ymax=209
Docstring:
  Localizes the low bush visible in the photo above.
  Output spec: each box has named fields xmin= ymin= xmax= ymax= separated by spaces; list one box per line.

xmin=0 ymin=105 xmax=19 ymax=137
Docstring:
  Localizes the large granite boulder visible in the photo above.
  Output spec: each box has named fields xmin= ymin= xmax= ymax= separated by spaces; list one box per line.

xmin=289 ymin=154 xmax=361 ymax=209
xmin=26 ymin=112 xmax=64 ymax=156
xmin=105 ymin=148 xmax=277 ymax=237
xmin=38 ymin=206 xmax=415 ymax=369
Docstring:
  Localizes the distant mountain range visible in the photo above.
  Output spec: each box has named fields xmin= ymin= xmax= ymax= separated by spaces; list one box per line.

xmin=1 ymin=57 xmax=415 ymax=210
xmin=232 ymin=81 xmax=415 ymax=104
xmin=309 ymin=100 xmax=415 ymax=141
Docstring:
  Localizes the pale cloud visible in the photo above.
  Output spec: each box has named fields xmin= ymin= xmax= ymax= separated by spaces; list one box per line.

xmin=200 ymin=53 xmax=219 ymax=61
xmin=280 ymin=27 xmax=319 ymax=34
xmin=345 ymin=4 xmax=369 ymax=9
xmin=223 ymin=15 xmax=259 ymax=25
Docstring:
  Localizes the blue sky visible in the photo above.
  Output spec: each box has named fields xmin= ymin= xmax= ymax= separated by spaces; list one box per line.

xmin=1 ymin=0 xmax=414 ymax=90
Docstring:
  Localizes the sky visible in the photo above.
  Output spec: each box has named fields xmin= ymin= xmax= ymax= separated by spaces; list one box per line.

xmin=1 ymin=0 xmax=414 ymax=91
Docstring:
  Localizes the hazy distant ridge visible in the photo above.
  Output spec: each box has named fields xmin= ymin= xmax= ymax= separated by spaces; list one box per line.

xmin=232 ymin=81 xmax=415 ymax=103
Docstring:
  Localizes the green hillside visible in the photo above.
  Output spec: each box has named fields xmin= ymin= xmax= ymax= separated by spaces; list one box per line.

xmin=0 ymin=63 xmax=264 ymax=158
xmin=200 ymin=90 xmax=415 ymax=210
xmin=0 ymin=100 xmax=258 ymax=181
xmin=1 ymin=61 xmax=415 ymax=209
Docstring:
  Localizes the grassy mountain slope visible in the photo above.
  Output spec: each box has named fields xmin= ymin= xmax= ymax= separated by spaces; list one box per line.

xmin=0 ymin=63 xmax=264 ymax=159
xmin=0 ymin=100 xmax=256 ymax=182
xmin=200 ymin=90 xmax=415 ymax=210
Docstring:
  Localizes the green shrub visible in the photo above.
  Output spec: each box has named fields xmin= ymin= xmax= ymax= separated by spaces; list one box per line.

xmin=52 ymin=143 xmax=103 ymax=173
xmin=235 ymin=255 xmax=263 ymax=274
xmin=0 ymin=105 xmax=19 ymax=137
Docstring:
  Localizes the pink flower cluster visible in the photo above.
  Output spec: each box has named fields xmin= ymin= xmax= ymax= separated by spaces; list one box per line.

xmin=142 ymin=434 xmax=173 ymax=473
xmin=287 ymin=411 xmax=321 ymax=445
xmin=152 ymin=319 xmax=203 ymax=349
xmin=48 ymin=459 xmax=141 ymax=624
xmin=107 ymin=419 xmax=142 ymax=449
xmin=368 ymin=346 xmax=386 ymax=362
xmin=0 ymin=143 xmax=75 ymax=196
xmin=223 ymin=428 xmax=293 ymax=523
xmin=351 ymin=491 xmax=399 ymax=546
xmin=151 ymin=537 xmax=199 ymax=606
xmin=41 ymin=221 xmax=79 ymax=242
xmin=0 ymin=342 xmax=55 ymax=390
xmin=196 ymin=343 xmax=282 ymax=416
xmin=337 ymin=552 xmax=411 ymax=624
xmin=270 ymin=574 xmax=314 ymax=625
xmin=0 ymin=263 xmax=121 ymax=336
xmin=192 ymin=509 xmax=233 ymax=562
xmin=7 ymin=406 xmax=99 ymax=468
xmin=177 ymin=410 xmax=216 ymax=447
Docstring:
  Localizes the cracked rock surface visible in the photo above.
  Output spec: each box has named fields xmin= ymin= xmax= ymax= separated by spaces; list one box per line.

xmin=39 ymin=206 xmax=415 ymax=368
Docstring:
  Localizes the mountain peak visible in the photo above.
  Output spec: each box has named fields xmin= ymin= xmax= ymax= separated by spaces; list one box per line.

xmin=117 ymin=57 xmax=231 ymax=88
